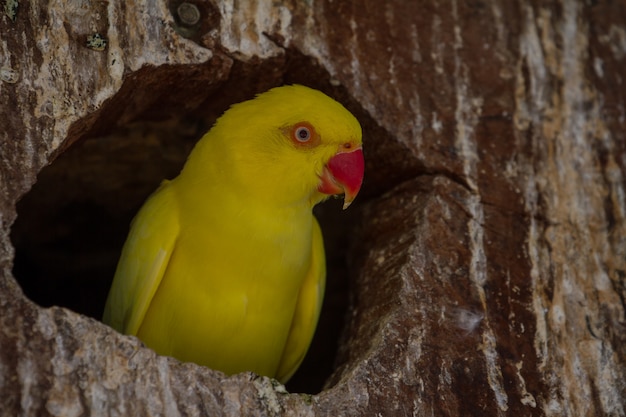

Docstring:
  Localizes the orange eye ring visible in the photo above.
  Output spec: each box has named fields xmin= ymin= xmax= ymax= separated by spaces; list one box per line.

xmin=288 ymin=122 xmax=320 ymax=148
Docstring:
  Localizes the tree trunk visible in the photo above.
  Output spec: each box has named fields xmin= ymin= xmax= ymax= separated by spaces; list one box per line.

xmin=1 ymin=1 xmax=625 ymax=415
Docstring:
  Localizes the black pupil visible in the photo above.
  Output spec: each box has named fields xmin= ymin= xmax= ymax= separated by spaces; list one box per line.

xmin=297 ymin=128 xmax=310 ymax=140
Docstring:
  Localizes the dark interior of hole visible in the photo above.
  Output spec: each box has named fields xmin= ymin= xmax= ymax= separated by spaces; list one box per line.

xmin=9 ymin=53 xmax=384 ymax=395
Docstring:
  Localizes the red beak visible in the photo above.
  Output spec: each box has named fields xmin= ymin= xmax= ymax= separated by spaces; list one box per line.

xmin=318 ymin=148 xmax=364 ymax=209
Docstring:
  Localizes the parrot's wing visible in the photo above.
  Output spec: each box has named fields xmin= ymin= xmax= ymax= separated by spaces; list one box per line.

xmin=275 ymin=218 xmax=326 ymax=383
xmin=102 ymin=183 xmax=179 ymax=336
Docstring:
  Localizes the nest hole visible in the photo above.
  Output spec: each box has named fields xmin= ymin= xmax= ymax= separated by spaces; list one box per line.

xmin=8 ymin=55 xmax=401 ymax=394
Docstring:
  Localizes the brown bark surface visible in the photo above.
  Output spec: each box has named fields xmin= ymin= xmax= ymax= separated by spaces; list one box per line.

xmin=1 ymin=1 xmax=625 ymax=416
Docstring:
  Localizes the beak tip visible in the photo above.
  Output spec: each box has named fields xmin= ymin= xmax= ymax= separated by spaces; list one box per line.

xmin=341 ymin=191 xmax=357 ymax=210
xmin=319 ymin=147 xmax=364 ymax=209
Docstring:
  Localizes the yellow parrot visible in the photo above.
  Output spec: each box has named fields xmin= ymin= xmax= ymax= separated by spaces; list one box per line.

xmin=102 ymin=85 xmax=364 ymax=383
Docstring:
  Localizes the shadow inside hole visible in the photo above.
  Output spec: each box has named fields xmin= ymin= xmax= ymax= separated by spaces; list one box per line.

xmin=10 ymin=116 xmax=356 ymax=394
xmin=11 ymin=119 xmax=202 ymax=319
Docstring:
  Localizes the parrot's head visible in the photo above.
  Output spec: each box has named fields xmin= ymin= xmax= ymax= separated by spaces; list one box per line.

xmin=193 ymin=85 xmax=364 ymax=210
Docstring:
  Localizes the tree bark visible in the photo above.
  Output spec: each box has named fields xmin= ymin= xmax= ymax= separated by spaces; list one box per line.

xmin=1 ymin=0 xmax=625 ymax=416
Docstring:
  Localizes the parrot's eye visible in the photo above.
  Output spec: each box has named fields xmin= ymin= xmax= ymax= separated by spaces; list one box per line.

xmin=295 ymin=126 xmax=311 ymax=142
xmin=288 ymin=122 xmax=320 ymax=148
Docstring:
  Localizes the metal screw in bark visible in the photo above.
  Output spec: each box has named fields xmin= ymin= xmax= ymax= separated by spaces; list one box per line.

xmin=177 ymin=2 xmax=200 ymax=27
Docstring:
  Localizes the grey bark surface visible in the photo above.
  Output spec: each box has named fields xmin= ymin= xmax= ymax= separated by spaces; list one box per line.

xmin=1 ymin=1 xmax=625 ymax=416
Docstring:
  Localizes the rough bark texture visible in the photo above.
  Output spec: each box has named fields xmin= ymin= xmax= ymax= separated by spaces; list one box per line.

xmin=2 ymin=0 xmax=626 ymax=416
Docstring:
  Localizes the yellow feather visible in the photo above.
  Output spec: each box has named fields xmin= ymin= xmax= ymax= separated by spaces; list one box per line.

xmin=102 ymin=182 xmax=179 ymax=335
xmin=102 ymin=85 xmax=362 ymax=383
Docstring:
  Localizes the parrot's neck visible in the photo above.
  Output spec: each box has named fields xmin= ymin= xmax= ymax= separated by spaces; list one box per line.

xmin=178 ymin=131 xmax=324 ymax=212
